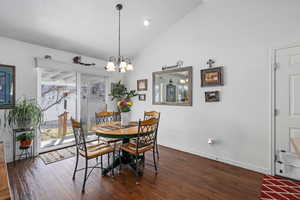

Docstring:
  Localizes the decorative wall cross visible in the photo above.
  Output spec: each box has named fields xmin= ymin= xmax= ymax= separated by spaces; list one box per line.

xmin=207 ymin=59 xmax=215 ymax=68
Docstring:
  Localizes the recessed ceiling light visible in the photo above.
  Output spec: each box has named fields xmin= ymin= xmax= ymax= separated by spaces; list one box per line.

xmin=143 ymin=19 xmax=151 ymax=27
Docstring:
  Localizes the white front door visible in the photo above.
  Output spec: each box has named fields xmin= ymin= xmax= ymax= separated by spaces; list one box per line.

xmin=275 ymin=45 xmax=300 ymax=180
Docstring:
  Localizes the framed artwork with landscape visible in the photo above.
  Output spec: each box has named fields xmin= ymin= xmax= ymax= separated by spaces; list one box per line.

xmin=0 ymin=64 xmax=15 ymax=109
xmin=201 ymin=67 xmax=223 ymax=87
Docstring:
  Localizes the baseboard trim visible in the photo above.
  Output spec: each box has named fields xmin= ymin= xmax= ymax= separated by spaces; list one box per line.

xmin=159 ymin=143 xmax=271 ymax=175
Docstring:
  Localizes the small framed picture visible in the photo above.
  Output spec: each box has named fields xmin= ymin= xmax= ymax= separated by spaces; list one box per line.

xmin=201 ymin=67 xmax=223 ymax=87
xmin=137 ymin=79 xmax=148 ymax=91
xmin=139 ymin=94 xmax=146 ymax=101
xmin=205 ymin=91 xmax=220 ymax=102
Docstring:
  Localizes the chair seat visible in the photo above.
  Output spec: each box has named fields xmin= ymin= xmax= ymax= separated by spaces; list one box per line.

xmin=121 ymin=143 xmax=154 ymax=155
xmin=79 ymin=144 xmax=114 ymax=159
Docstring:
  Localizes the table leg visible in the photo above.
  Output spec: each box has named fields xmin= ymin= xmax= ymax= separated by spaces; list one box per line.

xmin=101 ymin=145 xmax=145 ymax=176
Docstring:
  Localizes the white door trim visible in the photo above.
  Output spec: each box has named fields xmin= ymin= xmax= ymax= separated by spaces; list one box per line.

xmin=270 ymin=42 xmax=300 ymax=176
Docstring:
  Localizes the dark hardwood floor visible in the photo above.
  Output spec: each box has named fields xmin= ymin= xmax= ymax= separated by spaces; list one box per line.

xmin=8 ymin=146 xmax=262 ymax=200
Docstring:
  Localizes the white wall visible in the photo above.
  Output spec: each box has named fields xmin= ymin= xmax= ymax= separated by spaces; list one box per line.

xmin=126 ymin=0 xmax=300 ymax=174
xmin=0 ymin=36 xmax=123 ymax=162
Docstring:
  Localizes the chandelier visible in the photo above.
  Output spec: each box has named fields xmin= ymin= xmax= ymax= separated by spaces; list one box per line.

xmin=105 ymin=4 xmax=133 ymax=73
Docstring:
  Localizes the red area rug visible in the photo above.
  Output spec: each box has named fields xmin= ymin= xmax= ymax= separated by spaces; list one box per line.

xmin=260 ymin=175 xmax=300 ymax=200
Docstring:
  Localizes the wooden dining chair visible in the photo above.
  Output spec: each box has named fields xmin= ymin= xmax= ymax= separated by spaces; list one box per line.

xmin=71 ymin=118 xmax=115 ymax=193
xmin=120 ymin=118 xmax=160 ymax=183
xmin=95 ymin=111 xmax=121 ymax=144
xmin=113 ymin=111 xmax=121 ymax=122
xmin=144 ymin=111 xmax=161 ymax=160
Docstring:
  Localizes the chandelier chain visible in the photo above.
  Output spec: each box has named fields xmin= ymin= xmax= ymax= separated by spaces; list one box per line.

xmin=118 ymin=7 xmax=121 ymax=59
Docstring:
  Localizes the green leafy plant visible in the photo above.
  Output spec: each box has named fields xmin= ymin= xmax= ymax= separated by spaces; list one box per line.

xmin=16 ymin=132 xmax=34 ymax=142
xmin=4 ymin=97 xmax=43 ymax=129
xmin=110 ymin=81 xmax=137 ymax=101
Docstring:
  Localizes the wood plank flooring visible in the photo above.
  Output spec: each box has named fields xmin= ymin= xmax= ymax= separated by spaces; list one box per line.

xmin=7 ymin=146 xmax=263 ymax=200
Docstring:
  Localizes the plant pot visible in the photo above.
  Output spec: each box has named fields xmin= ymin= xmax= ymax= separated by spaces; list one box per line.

xmin=20 ymin=140 xmax=32 ymax=149
xmin=121 ymin=112 xmax=130 ymax=127
xmin=17 ymin=120 xmax=33 ymax=130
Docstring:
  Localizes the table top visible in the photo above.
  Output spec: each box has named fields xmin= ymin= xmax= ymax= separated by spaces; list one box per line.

xmin=94 ymin=121 xmax=140 ymax=139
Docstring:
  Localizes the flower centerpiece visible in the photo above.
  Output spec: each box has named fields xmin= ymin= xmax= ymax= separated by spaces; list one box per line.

xmin=117 ymin=99 xmax=133 ymax=113
xmin=110 ymin=81 xmax=137 ymax=126
xmin=117 ymin=99 xmax=133 ymax=126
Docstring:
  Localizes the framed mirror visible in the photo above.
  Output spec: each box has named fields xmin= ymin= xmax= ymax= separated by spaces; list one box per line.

xmin=152 ymin=66 xmax=193 ymax=106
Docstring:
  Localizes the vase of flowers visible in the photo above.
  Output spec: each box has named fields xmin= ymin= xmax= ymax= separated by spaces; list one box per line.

xmin=110 ymin=81 xmax=138 ymax=126
xmin=117 ymin=99 xmax=133 ymax=127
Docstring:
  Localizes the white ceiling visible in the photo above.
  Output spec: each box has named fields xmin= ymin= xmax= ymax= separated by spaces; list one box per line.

xmin=0 ymin=0 xmax=202 ymax=60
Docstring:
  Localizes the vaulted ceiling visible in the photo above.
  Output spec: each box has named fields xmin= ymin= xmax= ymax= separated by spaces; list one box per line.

xmin=0 ymin=0 xmax=202 ymax=60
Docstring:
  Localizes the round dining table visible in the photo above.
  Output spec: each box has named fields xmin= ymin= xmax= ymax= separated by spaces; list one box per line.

xmin=94 ymin=121 xmax=145 ymax=176
xmin=95 ymin=121 xmax=140 ymax=139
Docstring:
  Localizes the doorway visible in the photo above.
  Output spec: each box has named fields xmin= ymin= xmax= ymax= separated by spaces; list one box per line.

xmin=274 ymin=45 xmax=300 ymax=180
xmin=37 ymin=68 xmax=107 ymax=152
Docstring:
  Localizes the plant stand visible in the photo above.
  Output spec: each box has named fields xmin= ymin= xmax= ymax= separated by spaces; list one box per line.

xmin=13 ymin=128 xmax=35 ymax=165
xmin=19 ymin=146 xmax=32 ymax=160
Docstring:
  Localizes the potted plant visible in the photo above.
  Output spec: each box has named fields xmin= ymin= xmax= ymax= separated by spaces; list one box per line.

xmin=16 ymin=132 xmax=34 ymax=149
xmin=4 ymin=97 xmax=43 ymax=130
xmin=110 ymin=81 xmax=137 ymax=126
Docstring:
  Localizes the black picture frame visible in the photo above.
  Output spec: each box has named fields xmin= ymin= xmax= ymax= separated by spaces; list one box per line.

xmin=205 ymin=91 xmax=220 ymax=102
xmin=137 ymin=79 xmax=148 ymax=91
xmin=139 ymin=94 xmax=146 ymax=101
xmin=201 ymin=67 xmax=223 ymax=87
xmin=0 ymin=64 xmax=16 ymax=109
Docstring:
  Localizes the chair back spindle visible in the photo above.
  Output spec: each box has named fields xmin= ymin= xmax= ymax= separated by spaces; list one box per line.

xmin=95 ymin=111 xmax=114 ymax=125
xmin=113 ymin=112 xmax=121 ymax=122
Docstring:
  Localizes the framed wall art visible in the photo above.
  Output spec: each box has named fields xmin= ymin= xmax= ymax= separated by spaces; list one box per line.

xmin=137 ymin=79 xmax=148 ymax=91
xmin=205 ymin=91 xmax=220 ymax=102
xmin=201 ymin=67 xmax=223 ymax=87
xmin=0 ymin=64 xmax=16 ymax=109
xmin=139 ymin=94 xmax=146 ymax=101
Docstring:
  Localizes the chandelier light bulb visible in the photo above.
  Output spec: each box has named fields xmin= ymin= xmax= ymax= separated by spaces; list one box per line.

xmin=120 ymin=61 xmax=127 ymax=68
xmin=105 ymin=62 xmax=116 ymax=71
xmin=126 ymin=63 xmax=134 ymax=71
xmin=119 ymin=66 xmax=126 ymax=73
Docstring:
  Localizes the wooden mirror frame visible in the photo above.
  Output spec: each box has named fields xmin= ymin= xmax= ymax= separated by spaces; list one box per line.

xmin=152 ymin=66 xmax=193 ymax=106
